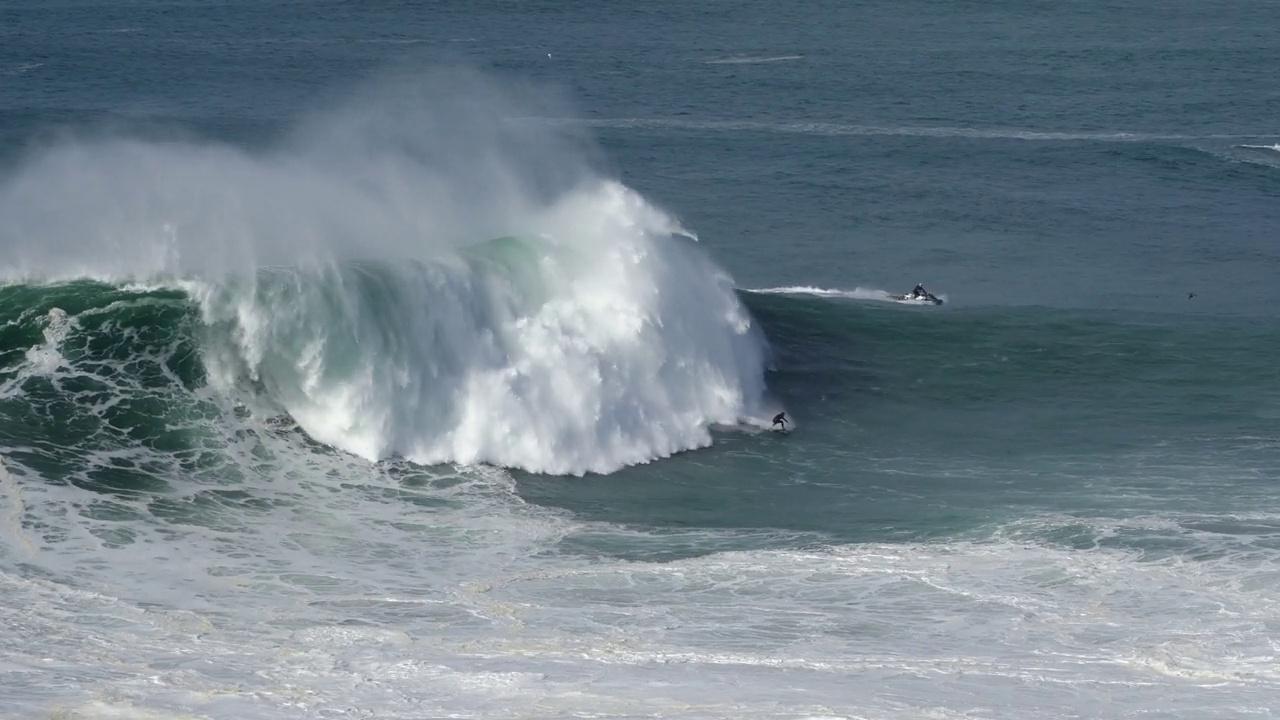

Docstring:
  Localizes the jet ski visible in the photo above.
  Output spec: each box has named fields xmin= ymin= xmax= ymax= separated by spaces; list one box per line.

xmin=891 ymin=285 xmax=943 ymax=305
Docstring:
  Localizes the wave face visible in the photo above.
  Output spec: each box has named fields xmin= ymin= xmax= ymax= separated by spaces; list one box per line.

xmin=194 ymin=192 xmax=769 ymax=475
xmin=0 ymin=74 xmax=772 ymax=475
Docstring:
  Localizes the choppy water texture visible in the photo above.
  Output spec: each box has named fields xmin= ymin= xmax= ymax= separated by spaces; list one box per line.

xmin=1 ymin=1 xmax=1278 ymax=718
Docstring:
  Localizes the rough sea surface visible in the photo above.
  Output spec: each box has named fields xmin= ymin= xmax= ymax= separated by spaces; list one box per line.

xmin=1 ymin=1 xmax=1278 ymax=718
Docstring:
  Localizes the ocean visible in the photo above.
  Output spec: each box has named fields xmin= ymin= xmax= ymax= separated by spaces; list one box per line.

xmin=2 ymin=1 xmax=1279 ymax=718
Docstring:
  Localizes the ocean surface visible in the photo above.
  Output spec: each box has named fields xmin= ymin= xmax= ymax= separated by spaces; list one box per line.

xmin=2 ymin=1 xmax=1279 ymax=718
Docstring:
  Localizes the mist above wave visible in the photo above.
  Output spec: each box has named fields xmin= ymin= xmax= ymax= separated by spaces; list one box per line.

xmin=0 ymin=69 xmax=595 ymax=279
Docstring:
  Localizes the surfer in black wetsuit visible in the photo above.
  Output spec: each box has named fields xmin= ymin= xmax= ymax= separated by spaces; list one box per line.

xmin=772 ymin=412 xmax=788 ymax=430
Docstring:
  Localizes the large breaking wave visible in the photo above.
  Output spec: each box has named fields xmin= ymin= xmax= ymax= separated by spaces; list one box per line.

xmin=0 ymin=71 xmax=773 ymax=475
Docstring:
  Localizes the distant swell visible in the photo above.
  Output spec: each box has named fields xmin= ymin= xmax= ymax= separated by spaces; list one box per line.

xmin=568 ymin=118 xmax=1274 ymax=144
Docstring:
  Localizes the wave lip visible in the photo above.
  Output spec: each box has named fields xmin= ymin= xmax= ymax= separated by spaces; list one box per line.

xmin=748 ymin=285 xmax=889 ymax=299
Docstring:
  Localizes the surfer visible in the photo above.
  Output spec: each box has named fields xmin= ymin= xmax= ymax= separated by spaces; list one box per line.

xmin=911 ymin=283 xmax=928 ymax=299
xmin=772 ymin=412 xmax=788 ymax=430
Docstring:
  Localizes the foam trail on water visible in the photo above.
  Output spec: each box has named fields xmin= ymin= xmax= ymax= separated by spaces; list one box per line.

xmin=747 ymin=285 xmax=945 ymax=305
xmin=0 ymin=69 xmax=774 ymax=476
xmin=704 ymin=55 xmax=804 ymax=65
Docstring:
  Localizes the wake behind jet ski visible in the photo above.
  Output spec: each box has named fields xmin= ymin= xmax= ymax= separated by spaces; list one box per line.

xmin=891 ymin=283 xmax=943 ymax=305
